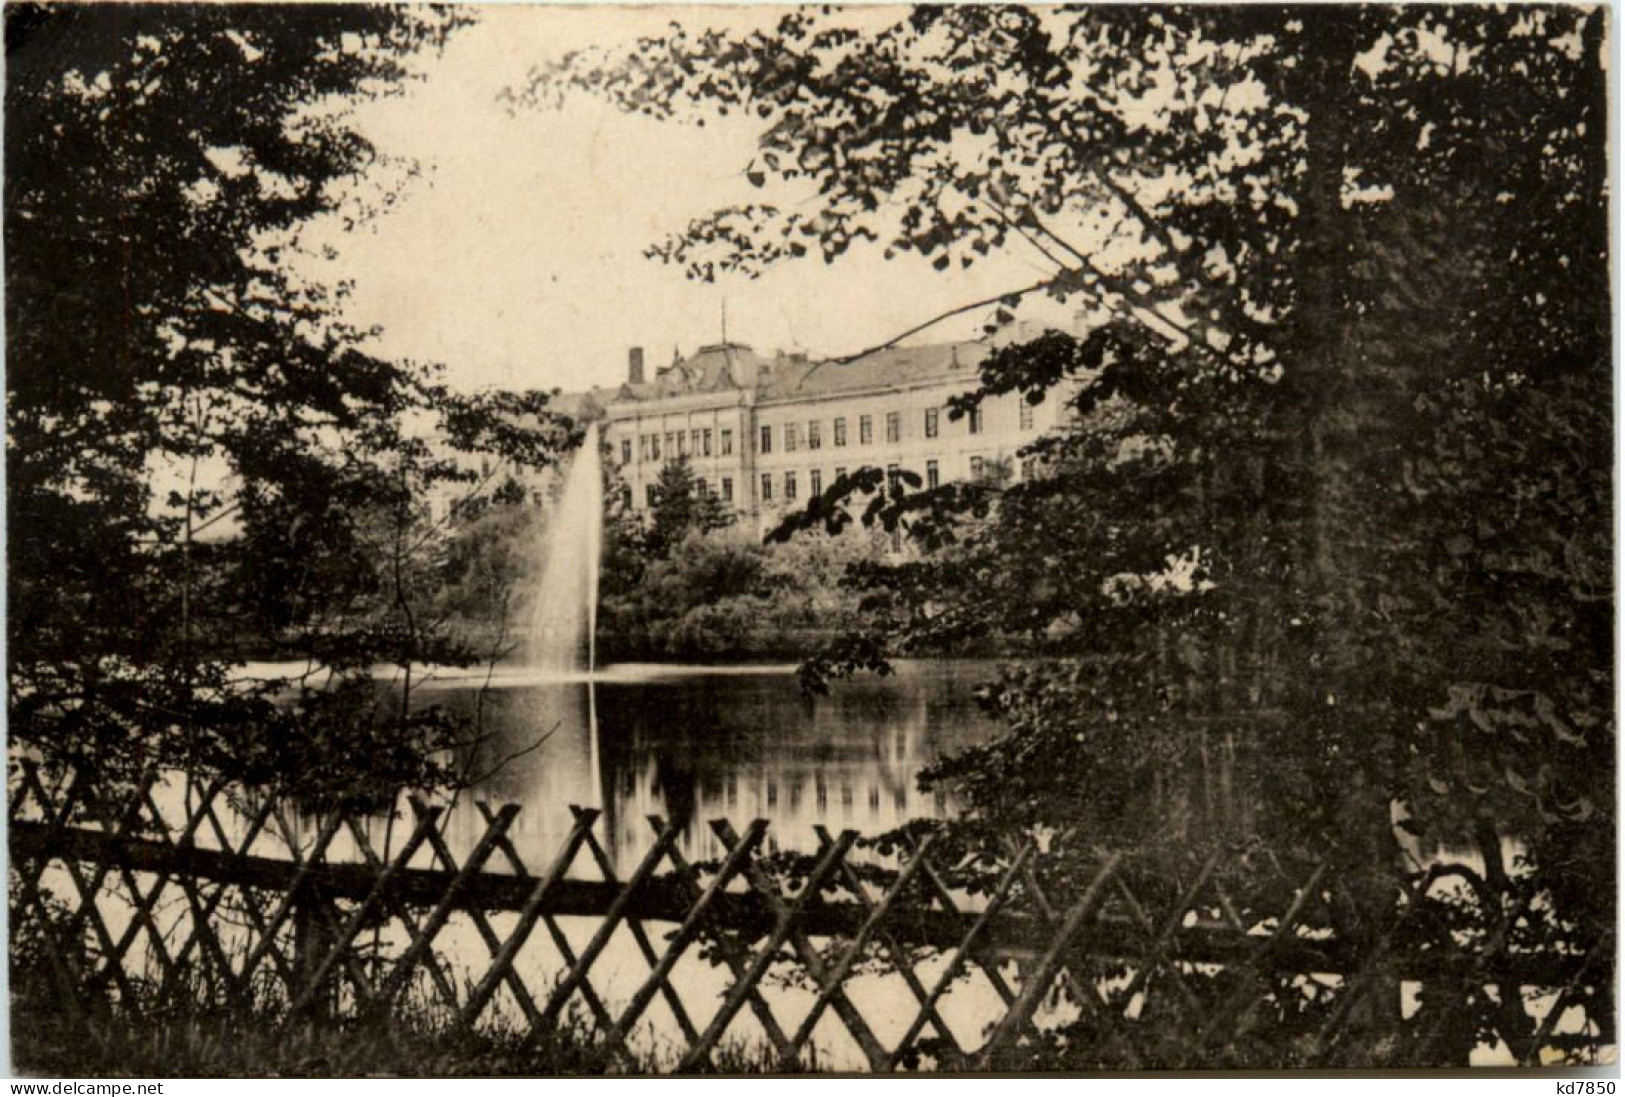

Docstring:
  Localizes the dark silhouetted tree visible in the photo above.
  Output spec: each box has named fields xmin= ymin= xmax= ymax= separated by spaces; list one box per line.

xmin=530 ymin=6 xmax=1611 ymax=1064
xmin=8 ymin=5 xmax=573 ymax=805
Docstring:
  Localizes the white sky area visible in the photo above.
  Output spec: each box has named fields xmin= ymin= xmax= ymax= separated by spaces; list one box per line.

xmin=292 ymin=6 xmax=1063 ymax=395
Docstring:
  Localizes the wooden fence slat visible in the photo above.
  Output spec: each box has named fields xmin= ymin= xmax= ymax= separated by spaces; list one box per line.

xmin=974 ymin=853 xmax=1122 ymax=1069
xmin=282 ymin=807 xmax=442 ymax=1014
xmin=11 ymin=772 xmax=1609 ymax=1074
xmin=468 ymin=798 xmax=623 ymax=1035
xmin=780 ymin=831 xmax=940 ymax=1068
xmin=141 ymin=781 xmax=249 ymax=1006
xmin=1521 ymin=938 xmax=1610 ymax=1066
xmin=101 ymin=781 xmax=232 ymax=995
xmin=271 ymin=804 xmax=394 ymax=1018
xmin=1111 ymin=858 xmax=1217 ymax=1017
xmin=1193 ymin=861 xmax=1328 ymax=1050
xmin=814 ymin=825 xmax=963 ymax=1061
xmin=346 ymin=808 xmax=460 ymax=1013
xmin=658 ymin=826 xmax=795 ymax=1060
xmin=535 ymin=816 xmax=685 ymax=1033
xmin=606 ymin=818 xmax=770 ymax=1050
xmin=677 ymin=830 xmax=860 ymax=1073
xmin=370 ymin=803 xmax=520 ymax=1013
xmin=713 ymin=820 xmax=890 ymax=1071
xmin=50 ymin=773 xmax=158 ymax=1004
xmin=404 ymin=805 xmax=543 ymax=1026
xmin=908 ymin=833 xmax=1019 ymax=1009
xmin=178 ymin=794 xmax=294 ymax=991
xmin=572 ymin=810 xmax=701 ymax=1047
xmin=475 ymin=800 xmax=535 ymax=879
xmin=885 ymin=842 xmax=1038 ymax=1070
xmin=12 ymin=761 xmax=114 ymax=996
xmin=1014 ymin=854 xmax=1149 ymax=1069
xmin=455 ymin=807 xmax=598 ymax=1031
xmin=10 ymin=843 xmax=89 ymax=1025
xmin=236 ymin=809 xmax=348 ymax=991
xmin=87 ymin=776 xmax=188 ymax=993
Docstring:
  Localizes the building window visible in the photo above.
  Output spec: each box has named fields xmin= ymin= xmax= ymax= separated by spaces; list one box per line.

xmin=621 ymin=485 xmax=633 ymax=508
xmin=691 ymin=429 xmax=701 ymax=455
xmin=666 ymin=431 xmax=677 ymax=455
xmin=885 ymin=411 xmax=901 ymax=443
xmin=886 ymin=463 xmax=900 ymax=493
xmin=835 ymin=466 xmax=847 ymax=482
xmin=721 ymin=428 xmax=733 ymax=455
xmin=677 ymin=431 xmax=688 ymax=457
xmin=927 ymin=459 xmax=939 ymax=489
xmin=638 ymin=436 xmax=649 ymax=461
xmin=695 ymin=479 xmax=708 ymax=498
xmin=721 ymin=476 xmax=733 ymax=502
xmin=785 ymin=471 xmax=797 ymax=501
xmin=834 ymin=417 xmax=847 ymax=447
xmin=969 ymin=455 xmax=985 ymax=479
xmin=969 ymin=407 xmax=983 ymax=435
xmin=620 ymin=438 xmax=632 ymax=465
xmin=925 ymin=407 xmax=939 ymax=439
xmin=810 ymin=468 xmax=822 ymax=496
xmin=1019 ymin=399 xmax=1035 ymax=431
xmin=760 ymin=425 xmax=772 ymax=454
xmin=808 ymin=421 xmax=821 ymax=449
xmin=785 ymin=423 xmax=799 ymax=452
xmin=651 ymin=434 xmax=661 ymax=460
xmin=703 ymin=428 xmax=713 ymax=456
xmin=760 ymin=473 xmax=773 ymax=501
xmin=645 ymin=484 xmax=656 ymax=506
xmin=859 ymin=415 xmax=873 ymax=444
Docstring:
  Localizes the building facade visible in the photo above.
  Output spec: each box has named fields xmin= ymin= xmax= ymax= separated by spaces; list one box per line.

xmin=599 ymin=336 xmax=1071 ymax=535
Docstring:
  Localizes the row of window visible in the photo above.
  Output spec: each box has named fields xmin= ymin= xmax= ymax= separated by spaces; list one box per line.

xmin=642 ymin=476 xmax=740 ymax=508
xmin=635 ymin=452 xmax=1027 ymax=512
xmin=618 ymin=397 xmax=1040 ymax=466
xmin=628 ymin=427 xmax=736 ymax=465
xmin=758 ymin=402 xmax=1031 ymax=455
xmin=724 ymin=456 xmax=1004 ymax=505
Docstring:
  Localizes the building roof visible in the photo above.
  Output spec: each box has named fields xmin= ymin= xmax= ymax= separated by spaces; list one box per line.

xmin=759 ymin=341 xmax=991 ymax=403
xmin=601 ymin=338 xmax=992 ymax=410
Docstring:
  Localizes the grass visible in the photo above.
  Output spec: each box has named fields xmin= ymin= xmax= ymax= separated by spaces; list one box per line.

xmin=11 ymin=968 xmax=806 ymax=1079
xmin=9 ymin=979 xmax=793 ymax=1077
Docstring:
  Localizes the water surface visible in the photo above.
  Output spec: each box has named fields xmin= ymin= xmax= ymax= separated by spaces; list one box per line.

xmin=410 ymin=659 xmax=1001 ymax=872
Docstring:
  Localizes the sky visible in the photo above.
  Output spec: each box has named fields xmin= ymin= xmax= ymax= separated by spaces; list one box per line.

xmin=292 ymin=5 xmax=1059 ymax=395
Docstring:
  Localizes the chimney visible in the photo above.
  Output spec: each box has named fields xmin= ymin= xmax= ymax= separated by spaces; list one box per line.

xmin=628 ymin=346 xmax=645 ymax=385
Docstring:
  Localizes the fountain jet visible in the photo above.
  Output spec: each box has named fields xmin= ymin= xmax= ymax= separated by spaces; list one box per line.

xmin=525 ymin=427 xmax=603 ymax=675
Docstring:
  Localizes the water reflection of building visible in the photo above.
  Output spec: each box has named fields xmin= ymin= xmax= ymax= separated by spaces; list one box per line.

xmin=262 ymin=665 xmax=991 ymax=876
xmin=593 ymin=668 xmax=977 ymax=867
xmin=605 ymin=747 xmax=954 ymax=867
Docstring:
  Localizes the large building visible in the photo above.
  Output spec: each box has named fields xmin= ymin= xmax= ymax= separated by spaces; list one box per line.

xmin=597 ymin=333 xmax=1071 ymax=534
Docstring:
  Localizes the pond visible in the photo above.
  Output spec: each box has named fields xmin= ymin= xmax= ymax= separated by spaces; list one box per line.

xmin=409 ymin=658 xmax=1003 ymax=874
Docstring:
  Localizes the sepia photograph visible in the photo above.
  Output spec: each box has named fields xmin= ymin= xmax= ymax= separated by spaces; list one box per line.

xmin=4 ymin=1 xmax=1615 ymax=1079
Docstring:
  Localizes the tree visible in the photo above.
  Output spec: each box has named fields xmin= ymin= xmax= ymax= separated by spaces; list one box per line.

xmin=644 ymin=455 xmax=735 ymax=557
xmin=530 ymin=5 xmax=1611 ymax=1062
xmin=7 ymin=5 xmax=574 ymax=806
